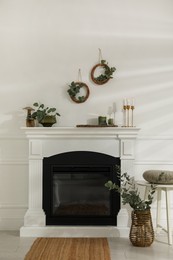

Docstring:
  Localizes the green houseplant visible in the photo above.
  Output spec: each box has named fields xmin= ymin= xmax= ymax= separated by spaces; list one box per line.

xmin=105 ymin=169 xmax=158 ymax=247
xmin=105 ymin=171 xmax=156 ymax=211
xmin=31 ymin=102 xmax=60 ymax=127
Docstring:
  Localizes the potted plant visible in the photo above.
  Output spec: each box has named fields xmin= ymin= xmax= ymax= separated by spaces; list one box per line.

xmin=105 ymin=169 xmax=158 ymax=247
xmin=31 ymin=102 xmax=60 ymax=127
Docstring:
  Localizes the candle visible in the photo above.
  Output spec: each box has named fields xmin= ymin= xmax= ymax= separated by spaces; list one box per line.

xmin=123 ymin=98 xmax=127 ymax=106
xmin=127 ymin=99 xmax=130 ymax=106
xmin=132 ymin=98 xmax=135 ymax=106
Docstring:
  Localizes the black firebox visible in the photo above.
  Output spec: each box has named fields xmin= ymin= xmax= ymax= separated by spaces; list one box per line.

xmin=43 ymin=151 xmax=120 ymax=226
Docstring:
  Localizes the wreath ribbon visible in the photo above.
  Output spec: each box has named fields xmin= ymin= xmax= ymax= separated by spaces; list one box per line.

xmin=98 ymin=48 xmax=103 ymax=63
xmin=78 ymin=68 xmax=82 ymax=82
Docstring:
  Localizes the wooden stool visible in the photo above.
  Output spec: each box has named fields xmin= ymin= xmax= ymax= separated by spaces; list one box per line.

xmin=137 ymin=181 xmax=173 ymax=245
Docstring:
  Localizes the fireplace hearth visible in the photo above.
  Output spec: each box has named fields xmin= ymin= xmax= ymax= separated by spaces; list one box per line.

xmin=43 ymin=151 xmax=120 ymax=226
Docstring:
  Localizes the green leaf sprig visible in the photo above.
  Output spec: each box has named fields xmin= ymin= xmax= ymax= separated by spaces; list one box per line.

xmin=67 ymin=82 xmax=85 ymax=102
xmin=105 ymin=167 xmax=157 ymax=211
xmin=31 ymin=102 xmax=60 ymax=123
xmin=95 ymin=60 xmax=116 ymax=83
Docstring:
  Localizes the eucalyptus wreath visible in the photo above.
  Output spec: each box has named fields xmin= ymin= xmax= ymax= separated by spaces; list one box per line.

xmin=91 ymin=60 xmax=116 ymax=85
xmin=67 ymin=81 xmax=90 ymax=103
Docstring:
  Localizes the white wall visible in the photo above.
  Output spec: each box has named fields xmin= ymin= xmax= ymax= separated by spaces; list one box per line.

xmin=0 ymin=0 xmax=173 ymax=230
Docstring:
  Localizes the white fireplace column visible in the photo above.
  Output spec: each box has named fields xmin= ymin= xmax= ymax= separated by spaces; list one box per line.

xmin=120 ymin=138 xmax=136 ymax=174
xmin=20 ymin=127 xmax=140 ymax=237
xmin=23 ymin=139 xmax=45 ymax=227
xmin=117 ymin=136 xmax=137 ymax=230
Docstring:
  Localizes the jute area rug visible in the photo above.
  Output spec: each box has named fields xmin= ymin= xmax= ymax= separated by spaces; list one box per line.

xmin=24 ymin=237 xmax=111 ymax=260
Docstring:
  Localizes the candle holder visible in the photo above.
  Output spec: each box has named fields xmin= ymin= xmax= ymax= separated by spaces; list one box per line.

xmin=131 ymin=105 xmax=135 ymax=127
xmin=126 ymin=105 xmax=130 ymax=127
xmin=123 ymin=105 xmax=127 ymax=127
xmin=123 ymin=98 xmax=135 ymax=127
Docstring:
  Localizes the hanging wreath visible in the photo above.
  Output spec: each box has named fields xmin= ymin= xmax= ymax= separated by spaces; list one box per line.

xmin=67 ymin=69 xmax=90 ymax=103
xmin=91 ymin=59 xmax=116 ymax=85
xmin=67 ymin=81 xmax=90 ymax=103
xmin=91 ymin=49 xmax=116 ymax=85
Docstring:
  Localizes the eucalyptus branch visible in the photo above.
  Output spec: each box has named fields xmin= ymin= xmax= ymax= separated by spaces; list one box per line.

xmin=105 ymin=170 xmax=158 ymax=211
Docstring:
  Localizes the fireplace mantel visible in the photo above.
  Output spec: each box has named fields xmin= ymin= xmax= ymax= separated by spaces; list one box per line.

xmin=21 ymin=126 xmax=140 ymax=161
xmin=21 ymin=126 xmax=140 ymax=139
xmin=20 ymin=126 xmax=140 ymax=237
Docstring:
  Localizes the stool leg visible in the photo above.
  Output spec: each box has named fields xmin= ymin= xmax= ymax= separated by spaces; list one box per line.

xmin=165 ymin=188 xmax=172 ymax=245
xmin=156 ymin=188 xmax=161 ymax=232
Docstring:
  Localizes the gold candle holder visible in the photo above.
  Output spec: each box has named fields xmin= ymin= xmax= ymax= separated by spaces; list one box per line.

xmin=123 ymin=105 xmax=127 ymax=127
xmin=131 ymin=105 xmax=135 ymax=127
xmin=126 ymin=105 xmax=130 ymax=127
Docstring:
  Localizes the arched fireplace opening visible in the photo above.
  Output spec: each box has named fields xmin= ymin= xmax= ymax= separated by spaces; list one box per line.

xmin=43 ymin=151 xmax=120 ymax=226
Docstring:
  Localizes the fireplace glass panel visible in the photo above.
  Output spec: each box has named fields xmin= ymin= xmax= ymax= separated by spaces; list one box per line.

xmin=52 ymin=166 xmax=111 ymax=217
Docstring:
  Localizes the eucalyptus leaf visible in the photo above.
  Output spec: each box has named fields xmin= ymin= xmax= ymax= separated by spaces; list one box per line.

xmin=105 ymin=168 xmax=158 ymax=211
xmin=94 ymin=60 xmax=116 ymax=83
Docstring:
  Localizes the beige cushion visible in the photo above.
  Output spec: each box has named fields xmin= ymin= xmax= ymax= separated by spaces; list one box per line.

xmin=143 ymin=170 xmax=173 ymax=184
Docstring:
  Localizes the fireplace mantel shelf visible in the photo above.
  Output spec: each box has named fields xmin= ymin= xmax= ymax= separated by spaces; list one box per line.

xmin=21 ymin=126 xmax=140 ymax=139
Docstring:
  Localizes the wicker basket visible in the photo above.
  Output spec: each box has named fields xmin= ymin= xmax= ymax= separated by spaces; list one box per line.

xmin=129 ymin=209 xmax=154 ymax=247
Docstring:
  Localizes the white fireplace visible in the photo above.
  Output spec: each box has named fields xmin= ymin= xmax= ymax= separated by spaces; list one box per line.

xmin=20 ymin=126 xmax=140 ymax=237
